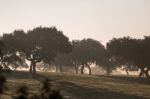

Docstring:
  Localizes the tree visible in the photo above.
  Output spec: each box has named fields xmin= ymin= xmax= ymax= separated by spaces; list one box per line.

xmin=107 ymin=37 xmax=150 ymax=78
xmin=69 ymin=38 xmax=105 ymax=75
xmin=9 ymin=27 xmax=72 ymax=75
xmin=52 ymin=54 xmax=73 ymax=72
xmin=1 ymin=33 xmax=27 ymax=71
xmin=0 ymin=40 xmax=4 ymax=72
xmin=140 ymin=36 xmax=150 ymax=78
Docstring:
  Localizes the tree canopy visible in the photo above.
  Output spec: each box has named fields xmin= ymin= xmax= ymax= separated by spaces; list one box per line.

xmin=0 ymin=26 xmax=150 ymax=78
xmin=106 ymin=36 xmax=150 ymax=78
xmin=69 ymin=38 xmax=106 ymax=74
xmin=1 ymin=27 xmax=72 ymax=75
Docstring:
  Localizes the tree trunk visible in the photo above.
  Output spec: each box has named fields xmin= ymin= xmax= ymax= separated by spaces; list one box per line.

xmin=125 ymin=68 xmax=129 ymax=76
xmin=106 ymin=67 xmax=111 ymax=75
xmin=59 ymin=65 xmax=63 ymax=72
xmin=32 ymin=65 xmax=36 ymax=75
xmin=86 ymin=64 xmax=92 ymax=75
xmin=81 ymin=64 xmax=85 ymax=74
xmin=0 ymin=66 xmax=2 ymax=73
xmin=29 ymin=63 xmax=32 ymax=73
xmin=56 ymin=66 xmax=58 ymax=72
xmin=139 ymin=67 xmax=145 ymax=77
xmin=74 ymin=65 xmax=78 ymax=74
xmin=144 ymin=67 xmax=150 ymax=79
xmin=144 ymin=71 xmax=150 ymax=79
xmin=32 ymin=61 xmax=36 ymax=75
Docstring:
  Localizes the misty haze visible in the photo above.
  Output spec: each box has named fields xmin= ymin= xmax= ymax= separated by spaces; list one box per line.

xmin=0 ymin=0 xmax=150 ymax=99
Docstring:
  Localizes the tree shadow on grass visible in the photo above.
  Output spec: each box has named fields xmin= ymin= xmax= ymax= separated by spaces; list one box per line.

xmin=4 ymin=71 xmax=150 ymax=99
xmin=4 ymin=71 xmax=48 ymax=81
xmin=59 ymin=81 xmax=149 ymax=99
xmin=4 ymin=71 xmax=33 ymax=79
xmin=95 ymin=75 xmax=150 ymax=85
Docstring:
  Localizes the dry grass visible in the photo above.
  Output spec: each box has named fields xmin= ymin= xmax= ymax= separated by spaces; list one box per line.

xmin=1 ymin=71 xmax=150 ymax=99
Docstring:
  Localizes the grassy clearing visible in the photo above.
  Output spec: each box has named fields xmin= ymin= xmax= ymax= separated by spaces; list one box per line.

xmin=1 ymin=71 xmax=150 ymax=99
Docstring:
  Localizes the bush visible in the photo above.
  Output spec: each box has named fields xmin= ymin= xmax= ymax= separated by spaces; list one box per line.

xmin=0 ymin=73 xmax=63 ymax=99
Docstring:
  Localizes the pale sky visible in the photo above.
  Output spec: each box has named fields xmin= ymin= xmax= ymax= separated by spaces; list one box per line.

xmin=0 ymin=0 xmax=150 ymax=45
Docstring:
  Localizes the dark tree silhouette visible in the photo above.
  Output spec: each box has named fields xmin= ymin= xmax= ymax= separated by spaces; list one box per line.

xmin=0 ymin=74 xmax=6 ymax=94
xmin=69 ymin=38 xmax=105 ymax=75
xmin=140 ymin=36 xmax=150 ymax=78
xmin=1 ymin=32 xmax=28 ymax=70
xmin=107 ymin=37 xmax=150 ymax=78
xmin=5 ymin=27 xmax=72 ymax=75
xmin=26 ymin=27 xmax=72 ymax=75
xmin=0 ymin=40 xmax=4 ymax=72
xmin=106 ymin=37 xmax=135 ymax=75
xmin=0 ymin=41 xmax=7 ymax=94
xmin=53 ymin=54 xmax=73 ymax=72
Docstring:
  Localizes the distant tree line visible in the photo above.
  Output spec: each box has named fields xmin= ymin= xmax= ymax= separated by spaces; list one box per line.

xmin=0 ymin=26 xmax=149 ymax=78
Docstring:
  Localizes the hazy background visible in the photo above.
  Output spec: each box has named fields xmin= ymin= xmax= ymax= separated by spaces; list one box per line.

xmin=0 ymin=0 xmax=150 ymax=44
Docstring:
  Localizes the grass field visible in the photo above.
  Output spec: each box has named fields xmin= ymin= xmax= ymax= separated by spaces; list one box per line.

xmin=1 ymin=71 xmax=150 ymax=99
